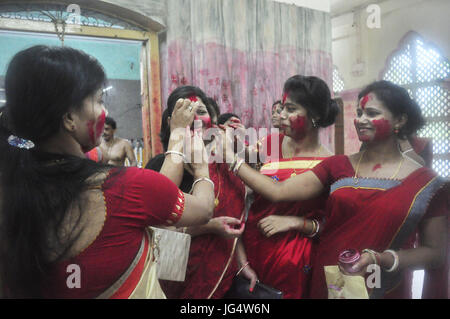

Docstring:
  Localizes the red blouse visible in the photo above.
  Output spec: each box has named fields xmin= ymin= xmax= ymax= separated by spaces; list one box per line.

xmin=42 ymin=167 xmax=185 ymax=298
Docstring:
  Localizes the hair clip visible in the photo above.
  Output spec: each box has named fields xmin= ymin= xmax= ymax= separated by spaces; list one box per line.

xmin=8 ymin=135 xmax=35 ymax=149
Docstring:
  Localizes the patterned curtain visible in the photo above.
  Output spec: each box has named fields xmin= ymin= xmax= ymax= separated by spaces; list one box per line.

xmin=160 ymin=0 xmax=333 ymax=149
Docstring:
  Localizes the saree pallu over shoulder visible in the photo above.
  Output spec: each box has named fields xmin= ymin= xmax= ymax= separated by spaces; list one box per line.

xmin=96 ymin=228 xmax=166 ymax=299
xmin=327 ymin=168 xmax=448 ymax=299
xmin=371 ymin=171 xmax=448 ymax=299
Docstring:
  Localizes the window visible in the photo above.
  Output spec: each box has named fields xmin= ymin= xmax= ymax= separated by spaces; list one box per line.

xmin=333 ymin=65 xmax=345 ymax=94
xmin=383 ymin=33 xmax=450 ymax=177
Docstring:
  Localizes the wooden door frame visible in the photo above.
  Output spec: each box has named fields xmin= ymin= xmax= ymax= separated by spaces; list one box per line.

xmin=0 ymin=2 xmax=163 ymax=166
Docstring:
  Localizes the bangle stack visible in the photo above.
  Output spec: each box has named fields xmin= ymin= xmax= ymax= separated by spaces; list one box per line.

xmin=306 ymin=219 xmax=320 ymax=238
xmin=362 ymin=249 xmax=380 ymax=266
xmin=165 ymin=150 xmax=186 ymax=162
xmin=236 ymin=261 xmax=250 ymax=277
xmin=189 ymin=177 xmax=215 ymax=194
xmin=228 ymin=154 xmax=244 ymax=175
xmin=383 ymin=249 xmax=399 ymax=272
xmin=228 ymin=154 xmax=238 ymax=171
xmin=233 ymin=159 xmax=244 ymax=175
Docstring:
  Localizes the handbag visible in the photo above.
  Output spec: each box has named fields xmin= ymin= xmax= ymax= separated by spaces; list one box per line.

xmin=224 ymin=275 xmax=283 ymax=299
xmin=149 ymin=226 xmax=191 ymax=282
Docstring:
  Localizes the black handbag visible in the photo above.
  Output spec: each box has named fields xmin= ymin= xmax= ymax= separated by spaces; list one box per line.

xmin=224 ymin=275 xmax=283 ymax=299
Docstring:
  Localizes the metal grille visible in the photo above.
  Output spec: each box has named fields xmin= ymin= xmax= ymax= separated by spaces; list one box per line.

xmin=333 ymin=66 xmax=345 ymax=93
xmin=384 ymin=44 xmax=413 ymax=85
xmin=383 ymin=36 xmax=450 ymax=177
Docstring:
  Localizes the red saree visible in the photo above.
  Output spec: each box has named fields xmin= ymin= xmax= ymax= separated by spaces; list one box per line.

xmin=243 ymin=133 xmax=328 ymax=298
xmin=161 ymin=162 xmax=246 ymax=299
xmin=310 ymin=155 xmax=449 ymax=299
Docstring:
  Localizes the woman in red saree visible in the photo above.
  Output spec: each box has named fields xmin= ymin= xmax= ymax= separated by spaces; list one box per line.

xmin=224 ymin=80 xmax=448 ymax=298
xmin=240 ymin=75 xmax=338 ymax=298
xmin=146 ymin=86 xmax=255 ymax=299
xmin=0 ymin=46 xmax=214 ymax=298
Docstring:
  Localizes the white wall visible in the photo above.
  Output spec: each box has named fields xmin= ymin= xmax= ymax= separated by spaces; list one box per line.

xmin=332 ymin=0 xmax=450 ymax=91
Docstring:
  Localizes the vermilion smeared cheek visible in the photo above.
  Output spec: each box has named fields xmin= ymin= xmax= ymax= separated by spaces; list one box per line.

xmin=87 ymin=120 xmax=95 ymax=144
xmin=372 ymin=119 xmax=391 ymax=141
xmin=194 ymin=115 xmax=212 ymax=129
xmin=289 ymin=115 xmax=307 ymax=139
xmin=355 ymin=119 xmax=371 ymax=142
xmin=87 ymin=110 xmax=106 ymax=144
xmin=95 ymin=110 xmax=106 ymax=140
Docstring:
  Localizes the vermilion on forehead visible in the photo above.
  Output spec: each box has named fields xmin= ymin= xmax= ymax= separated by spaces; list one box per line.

xmin=188 ymin=95 xmax=198 ymax=102
xmin=359 ymin=93 xmax=376 ymax=109
xmin=282 ymin=92 xmax=288 ymax=104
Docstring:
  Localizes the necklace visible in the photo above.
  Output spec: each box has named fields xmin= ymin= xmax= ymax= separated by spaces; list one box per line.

xmin=291 ymin=160 xmax=317 ymax=178
xmin=353 ymin=150 xmax=405 ymax=185
xmin=214 ymin=164 xmax=221 ymax=208
xmin=289 ymin=145 xmax=324 ymax=178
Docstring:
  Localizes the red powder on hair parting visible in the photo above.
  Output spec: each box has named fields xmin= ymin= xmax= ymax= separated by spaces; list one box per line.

xmin=188 ymin=95 xmax=198 ymax=102
xmin=282 ymin=92 xmax=288 ymax=104
xmin=289 ymin=115 xmax=307 ymax=139
xmin=372 ymin=119 xmax=391 ymax=141
xmin=360 ymin=94 xmax=369 ymax=109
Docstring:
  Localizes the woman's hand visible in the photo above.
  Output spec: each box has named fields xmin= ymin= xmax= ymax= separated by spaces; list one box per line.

xmin=170 ymin=98 xmax=197 ymax=131
xmin=217 ymin=124 xmax=237 ymax=164
xmin=188 ymin=131 xmax=210 ymax=178
xmin=339 ymin=252 xmax=377 ymax=277
xmin=239 ymin=263 xmax=258 ymax=292
xmin=258 ymin=215 xmax=303 ymax=237
xmin=225 ymin=118 xmax=246 ymax=136
xmin=209 ymin=216 xmax=245 ymax=239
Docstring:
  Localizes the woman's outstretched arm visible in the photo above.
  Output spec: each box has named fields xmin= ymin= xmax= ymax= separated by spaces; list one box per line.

xmin=235 ymin=162 xmax=325 ymax=203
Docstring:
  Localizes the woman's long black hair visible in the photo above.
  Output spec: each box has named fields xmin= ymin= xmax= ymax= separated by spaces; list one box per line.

xmin=159 ymin=85 xmax=212 ymax=151
xmin=0 ymin=45 xmax=112 ymax=298
xmin=358 ymin=80 xmax=425 ymax=138
xmin=283 ymin=75 xmax=339 ymax=127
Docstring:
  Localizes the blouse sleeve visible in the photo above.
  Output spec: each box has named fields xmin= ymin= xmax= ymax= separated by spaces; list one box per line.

xmin=424 ymin=184 xmax=449 ymax=219
xmin=106 ymin=167 xmax=185 ymax=227
xmin=311 ymin=155 xmax=354 ymax=188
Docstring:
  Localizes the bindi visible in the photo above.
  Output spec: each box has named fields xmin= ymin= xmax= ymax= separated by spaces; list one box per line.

xmin=188 ymin=95 xmax=198 ymax=102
